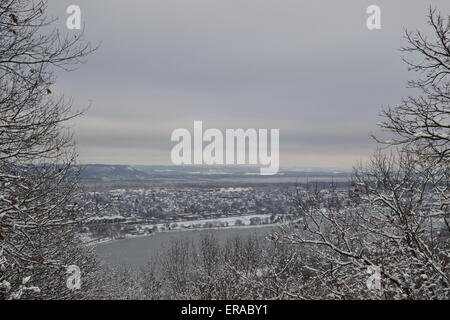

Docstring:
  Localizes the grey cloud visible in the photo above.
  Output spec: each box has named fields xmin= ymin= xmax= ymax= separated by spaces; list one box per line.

xmin=48 ymin=0 xmax=450 ymax=167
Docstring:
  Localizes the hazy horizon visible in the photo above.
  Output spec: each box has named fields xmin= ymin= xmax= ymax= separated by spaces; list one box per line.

xmin=78 ymin=163 xmax=353 ymax=171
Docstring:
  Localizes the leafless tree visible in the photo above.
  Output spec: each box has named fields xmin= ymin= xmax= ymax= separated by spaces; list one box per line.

xmin=274 ymin=151 xmax=448 ymax=299
xmin=376 ymin=8 xmax=450 ymax=163
xmin=0 ymin=0 xmax=97 ymax=299
xmin=266 ymin=8 xmax=450 ymax=300
xmin=376 ymin=7 xmax=449 ymax=241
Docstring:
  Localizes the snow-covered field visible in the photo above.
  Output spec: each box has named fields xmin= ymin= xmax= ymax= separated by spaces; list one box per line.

xmin=143 ymin=213 xmax=273 ymax=230
xmin=83 ymin=213 xmax=280 ymax=246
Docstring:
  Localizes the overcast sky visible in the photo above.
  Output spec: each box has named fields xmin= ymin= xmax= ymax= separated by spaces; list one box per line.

xmin=48 ymin=0 xmax=450 ymax=169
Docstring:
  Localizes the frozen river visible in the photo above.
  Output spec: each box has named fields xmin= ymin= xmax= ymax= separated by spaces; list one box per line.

xmin=94 ymin=226 xmax=277 ymax=268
